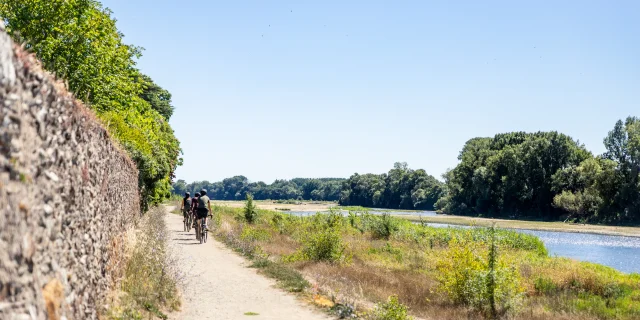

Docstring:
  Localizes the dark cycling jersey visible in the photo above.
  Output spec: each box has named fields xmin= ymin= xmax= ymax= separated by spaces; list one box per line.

xmin=190 ymin=197 xmax=198 ymax=212
xmin=183 ymin=197 xmax=192 ymax=212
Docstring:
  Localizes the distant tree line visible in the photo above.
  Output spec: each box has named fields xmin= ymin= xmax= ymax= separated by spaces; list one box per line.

xmin=436 ymin=116 xmax=640 ymax=224
xmin=338 ymin=162 xmax=445 ymax=210
xmin=172 ymin=176 xmax=344 ymax=201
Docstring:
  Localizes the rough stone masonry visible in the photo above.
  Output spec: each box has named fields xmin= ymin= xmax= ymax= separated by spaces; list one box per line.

xmin=0 ymin=24 xmax=140 ymax=319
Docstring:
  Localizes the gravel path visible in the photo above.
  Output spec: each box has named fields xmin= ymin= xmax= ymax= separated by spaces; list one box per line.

xmin=165 ymin=208 xmax=331 ymax=320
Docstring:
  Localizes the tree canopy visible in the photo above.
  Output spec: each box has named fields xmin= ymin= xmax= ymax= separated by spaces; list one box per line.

xmin=437 ymin=120 xmax=640 ymax=223
xmin=140 ymin=74 xmax=174 ymax=121
xmin=0 ymin=0 xmax=182 ymax=210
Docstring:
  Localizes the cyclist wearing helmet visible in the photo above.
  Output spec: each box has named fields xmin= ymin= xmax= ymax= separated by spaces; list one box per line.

xmin=196 ymin=188 xmax=212 ymax=234
xmin=180 ymin=192 xmax=192 ymax=223
xmin=191 ymin=192 xmax=201 ymax=234
xmin=191 ymin=192 xmax=200 ymax=213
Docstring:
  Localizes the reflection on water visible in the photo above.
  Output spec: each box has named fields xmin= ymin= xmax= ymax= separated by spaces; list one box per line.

xmin=426 ymin=223 xmax=640 ymax=274
xmin=519 ymin=229 xmax=640 ymax=274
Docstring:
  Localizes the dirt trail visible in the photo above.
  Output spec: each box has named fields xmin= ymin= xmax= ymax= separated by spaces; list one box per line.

xmin=164 ymin=207 xmax=331 ymax=320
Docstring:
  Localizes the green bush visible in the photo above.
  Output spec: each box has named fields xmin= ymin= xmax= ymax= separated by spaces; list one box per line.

xmin=369 ymin=295 xmax=413 ymax=320
xmin=534 ymin=277 xmax=558 ymax=295
xmin=371 ymin=213 xmax=400 ymax=240
xmin=325 ymin=209 xmax=345 ymax=229
xmin=290 ymin=229 xmax=346 ymax=263
xmin=244 ymin=193 xmax=258 ymax=223
xmin=436 ymin=235 xmax=524 ymax=317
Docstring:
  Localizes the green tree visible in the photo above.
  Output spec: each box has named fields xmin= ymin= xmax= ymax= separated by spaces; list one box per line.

xmin=172 ymin=179 xmax=188 ymax=196
xmin=439 ymin=132 xmax=590 ymax=219
xmin=601 ymin=117 xmax=640 ymax=221
xmin=140 ymin=74 xmax=174 ymax=121
xmin=440 ymin=121 xmax=640 ymax=224
xmin=338 ymin=163 xmax=443 ymax=210
xmin=302 ymin=179 xmax=322 ymax=200
xmin=0 ymin=0 xmax=182 ymax=210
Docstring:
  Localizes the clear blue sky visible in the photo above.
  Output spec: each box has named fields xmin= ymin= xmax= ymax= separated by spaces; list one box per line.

xmin=101 ymin=0 xmax=639 ymax=184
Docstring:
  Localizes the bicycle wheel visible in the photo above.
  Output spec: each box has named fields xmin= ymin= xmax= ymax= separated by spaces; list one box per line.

xmin=203 ymin=226 xmax=208 ymax=243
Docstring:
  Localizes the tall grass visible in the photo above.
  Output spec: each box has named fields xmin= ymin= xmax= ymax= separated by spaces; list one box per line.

xmin=106 ymin=207 xmax=181 ymax=319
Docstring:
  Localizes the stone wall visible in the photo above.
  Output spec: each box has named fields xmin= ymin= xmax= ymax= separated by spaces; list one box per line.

xmin=0 ymin=24 xmax=140 ymax=320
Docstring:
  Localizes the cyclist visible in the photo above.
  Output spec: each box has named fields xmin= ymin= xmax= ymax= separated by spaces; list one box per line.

xmin=191 ymin=192 xmax=200 ymax=236
xmin=196 ymin=189 xmax=212 ymax=233
xmin=180 ymin=192 xmax=191 ymax=224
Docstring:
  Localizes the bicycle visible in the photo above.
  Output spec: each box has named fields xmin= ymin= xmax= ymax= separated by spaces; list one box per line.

xmin=194 ymin=214 xmax=200 ymax=241
xmin=183 ymin=210 xmax=191 ymax=232
xmin=197 ymin=214 xmax=214 ymax=244
xmin=199 ymin=218 xmax=206 ymax=244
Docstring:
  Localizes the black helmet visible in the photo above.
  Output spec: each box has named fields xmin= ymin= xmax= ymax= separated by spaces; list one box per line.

xmin=185 ymin=192 xmax=190 ymax=197
xmin=200 ymin=189 xmax=207 ymax=195
xmin=195 ymin=192 xmax=201 ymax=197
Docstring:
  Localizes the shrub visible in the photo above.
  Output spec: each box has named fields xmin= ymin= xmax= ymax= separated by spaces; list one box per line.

xmin=326 ymin=209 xmax=345 ymax=229
xmin=436 ymin=230 xmax=524 ymax=318
xmin=534 ymin=277 xmax=558 ymax=295
xmin=289 ymin=229 xmax=346 ymax=263
xmin=244 ymin=193 xmax=258 ymax=223
xmin=348 ymin=211 xmax=359 ymax=229
xmin=271 ymin=212 xmax=285 ymax=233
xmin=371 ymin=213 xmax=400 ymax=240
xmin=369 ymin=295 xmax=413 ymax=320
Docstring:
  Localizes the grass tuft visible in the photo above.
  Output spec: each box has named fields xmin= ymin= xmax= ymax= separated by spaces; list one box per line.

xmin=250 ymin=258 xmax=310 ymax=292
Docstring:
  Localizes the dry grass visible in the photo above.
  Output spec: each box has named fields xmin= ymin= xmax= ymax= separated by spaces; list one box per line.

xmin=261 ymin=233 xmax=299 ymax=257
xmin=104 ymin=207 xmax=181 ymax=320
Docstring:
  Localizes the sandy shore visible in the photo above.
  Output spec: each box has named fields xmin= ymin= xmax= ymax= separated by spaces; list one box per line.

xmin=211 ymin=200 xmax=337 ymax=212
xmin=397 ymin=214 xmax=640 ymax=238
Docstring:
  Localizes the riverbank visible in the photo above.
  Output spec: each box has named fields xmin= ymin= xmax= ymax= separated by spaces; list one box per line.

xmin=205 ymin=203 xmax=640 ymax=320
xmin=396 ymin=214 xmax=640 ymax=238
